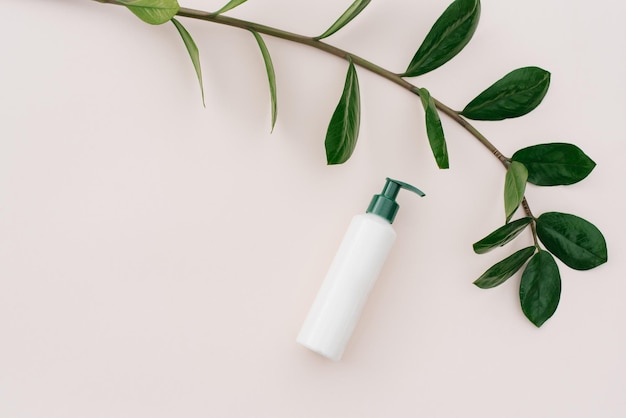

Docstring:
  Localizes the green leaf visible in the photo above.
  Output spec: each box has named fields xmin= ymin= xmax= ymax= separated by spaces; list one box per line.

xmin=473 ymin=217 xmax=533 ymax=254
xmin=250 ymin=30 xmax=277 ymax=132
xmin=536 ymin=212 xmax=608 ymax=270
xmin=461 ymin=67 xmax=551 ymax=121
xmin=504 ymin=161 xmax=528 ymax=222
xmin=403 ymin=0 xmax=480 ymax=77
xmin=418 ymin=88 xmax=449 ymax=169
xmin=213 ymin=0 xmax=247 ymax=16
xmin=119 ymin=0 xmax=180 ymax=25
xmin=316 ymin=0 xmax=372 ymax=40
xmin=511 ymin=143 xmax=596 ymax=186
xmin=171 ymin=18 xmax=205 ymax=106
xmin=325 ymin=60 xmax=361 ymax=165
xmin=474 ymin=246 xmax=536 ymax=289
xmin=519 ymin=251 xmax=561 ymax=327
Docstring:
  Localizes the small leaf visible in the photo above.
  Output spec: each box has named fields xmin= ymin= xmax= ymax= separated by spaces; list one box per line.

xmin=474 ymin=246 xmax=536 ymax=289
xmin=473 ymin=217 xmax=533 ymax=254
xmin=504 ymin=161 xmax=528 ymax=222
xmin=536 ymin=212 xmax=608 ymax=270
xmin=171 ymin=18 xmax=205 ymax=106
xmin=316 ymin=0 xmax=372 ymax=40
xmin=403 ymin=0 xmax=480 ymax=77
xmin=119 ymin=0 xmax=180 ymax=25
xmin=213 ymin=0 xmax=248 ymax=15
xmin=461 ymin=67 xmax=551 ymax=121
xmin=511 ymin=143 xmax=596 ymax=186
xmin=325 ymin=60 xmax=361 ymax=165
xmin=418 ymin=88 xmax=448 ymax=169
xmin=519 ymin=251 xmax=561 ymax=327
xmin=250 ymin=30 xmax=277 ymax=131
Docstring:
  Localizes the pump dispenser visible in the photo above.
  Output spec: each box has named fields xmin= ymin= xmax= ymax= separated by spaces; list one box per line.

xmin=297 ymin=178 xmax=425 ymax=361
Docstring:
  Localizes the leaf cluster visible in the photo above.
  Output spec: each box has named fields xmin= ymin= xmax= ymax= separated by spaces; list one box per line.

xmin=474 ymin=147 xmax=606 ymax=326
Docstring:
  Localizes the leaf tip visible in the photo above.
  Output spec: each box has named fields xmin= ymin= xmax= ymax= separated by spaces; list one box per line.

xmin=316 ymin=0 xmax=372 ymax=40
xmin=473 ymin=279 xmax=487 ymax=289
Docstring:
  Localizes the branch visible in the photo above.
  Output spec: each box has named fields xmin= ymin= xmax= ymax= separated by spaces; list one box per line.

xmin=176 ymin=6 xmax=509 ymax=165
xmin=93 ymin=1 xmax=532 ymax=224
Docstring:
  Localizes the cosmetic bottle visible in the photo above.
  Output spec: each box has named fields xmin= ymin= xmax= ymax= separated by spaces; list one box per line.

xmin=297 ymin=177 xmax=425 ymax=361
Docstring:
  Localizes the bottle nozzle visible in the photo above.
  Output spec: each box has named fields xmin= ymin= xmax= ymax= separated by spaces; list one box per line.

xmin=366 ymin=177 xmax=425 ymax=223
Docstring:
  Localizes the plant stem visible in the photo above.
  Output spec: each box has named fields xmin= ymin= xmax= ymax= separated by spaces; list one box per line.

xmin=93 ymin=1 xmax=532 ymax=217
xmin=521 ymin=198 xmax=540 ymax=248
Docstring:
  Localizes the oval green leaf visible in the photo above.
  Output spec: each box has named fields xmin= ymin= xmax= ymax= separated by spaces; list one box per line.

xmin=325 ymin=60 xmax=361 ymax=165
xmin=316 ymin=0 xmax=372 ymax=40
xmin=473 ymin=217 xmax=533 ymax=254
xmin=461 ymin=67 xmax=550 ymax=121
xmin=213 ymin=0 xmax=248 ymax=16
xmin=418 ymin=88 xmax=449 ymax=169
xmin=536 ymin=212 xmax=608 ymax=270
xmin=504 ymin=161 xmax=528 ymax=223
xmin=250 ymin=30 xmax=277 ymax=132
xmin=403 ymin=0 xmax=480 ymax=77
xmin=119 ymin=0 xmax=180 ymax=25
xmin=171 ymin=18 xmax=204 ymax=106
xmin=519 ymin=251 xmax=561 ymax=327
xmin=474 ymin=246 xmax=536 ymax=289
xmin=511 ymin=143 xmax=596 ymax=186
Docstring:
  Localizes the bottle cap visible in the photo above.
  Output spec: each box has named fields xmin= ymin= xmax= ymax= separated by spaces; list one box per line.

xmin=366 ymin=177 xmax=425 ymax=223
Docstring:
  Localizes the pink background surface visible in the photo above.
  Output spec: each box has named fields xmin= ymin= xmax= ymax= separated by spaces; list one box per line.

xmin=1 ymin=0 xmax=625 ymax=416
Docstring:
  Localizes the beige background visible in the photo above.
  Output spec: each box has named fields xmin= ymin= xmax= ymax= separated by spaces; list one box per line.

xmin=1 ymin=0 xmax=625 ymax=416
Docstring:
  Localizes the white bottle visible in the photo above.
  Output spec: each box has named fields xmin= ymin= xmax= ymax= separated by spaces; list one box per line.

xmin=297 ymin=178 xmax=425 ymax=361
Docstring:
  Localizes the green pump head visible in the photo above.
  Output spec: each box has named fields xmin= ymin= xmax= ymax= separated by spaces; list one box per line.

xmin=366 ymin=177 xmax=425 ymax=223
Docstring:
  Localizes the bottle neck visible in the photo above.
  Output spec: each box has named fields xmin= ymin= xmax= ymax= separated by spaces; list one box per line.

xmin=366 ymin=194 xmax=398 ymax=223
